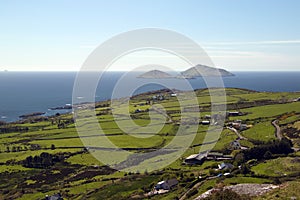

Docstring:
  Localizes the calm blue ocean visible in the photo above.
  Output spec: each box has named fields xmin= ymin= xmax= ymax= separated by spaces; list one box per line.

xmin=0 ymin=71 xmax=299 ymax=122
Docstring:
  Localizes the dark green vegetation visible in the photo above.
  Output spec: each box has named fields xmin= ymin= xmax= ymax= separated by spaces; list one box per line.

xmin=0 ymin=88 xmax=300 ymax=199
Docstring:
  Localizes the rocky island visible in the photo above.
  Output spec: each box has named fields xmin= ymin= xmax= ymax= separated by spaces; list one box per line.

xmin=137 ymin=69 xmax=173 ymax=79
xmin=137 ymin=65 xmax=234 ymax=79
xmin=19 ymin=112 xmax=45 ymax=119
xmin=180 ymin=64 xmax=234 ymax=78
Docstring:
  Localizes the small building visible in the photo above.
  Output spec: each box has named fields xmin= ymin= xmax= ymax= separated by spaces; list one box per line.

xmin=185 ymin=153 xmax=207 ymax=165
xmin=230 ymin=140 xmax=241 ymax=150
xmin=228 ymin=111 xmax=241 ymax=117
xmin=230 ymin=122 xmax=249 ymax=131
xmin=206 ymin=152 xmax=233 ymax=160
xmin=185 ymin=151 xmax=233 ymax=165
xmin=171 ymin=93 xmax=177 ymax=97
xmin=45 ymin=193 xmax=63 ymax=200
xmin=152 ymin=94 xmax=165 ymax=101
xmin=231 ymin=122 xmax=241 ymax=129
xmin=155 ymin=181 xmax=167 ymax=190
xmin=134 ymin=109 xmax=142 ymax=113
xmin=154 ymin=179 xmax=178 ymax=190
xmin=211 ymin=113 xmax=226 ymax=125
xmin=201 ymin=120 xmax=210 ymax=125
xmin=239 ymin=124 xmax=248 ymax=131
xmin=204 ymin=115 xmax=211 ymax=119
xmin=218 ymin=162 xmax=234 ymax=171
xmin=206 ymin=152 xmax=223 ymax=160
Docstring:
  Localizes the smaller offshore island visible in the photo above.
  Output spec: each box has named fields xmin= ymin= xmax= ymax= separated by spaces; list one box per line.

xmin=137 ymin=64 xmax=234 ymax=79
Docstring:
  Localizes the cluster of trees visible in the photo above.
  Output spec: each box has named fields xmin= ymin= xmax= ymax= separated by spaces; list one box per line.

xmin=5 ymin=146 xmax=23 ymax=153
xmin=4 ymin=144 xmax=43 ymax=153
xmin=95 ymin=103 xmax=110 ymax=108
xmin=23 ymin=152 xmax=64 ymax=169
xmin=96 ymin=109 xmax=112 ymax=116
xmin=243 ymin=138 xmax=293 ymax=161
xmin=0 ymin=126 xmax=29 ymax=133
xmin=49 ymin=115 xmax=75 ymax=129
xmin=55 ymin=118 xmax=74 ymax=129
xmin=234 ymin=138 xmax=293 ymax=166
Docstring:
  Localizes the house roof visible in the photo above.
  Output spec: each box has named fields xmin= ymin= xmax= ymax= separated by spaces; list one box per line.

xmin=208 ymin=152 xmax=223 ymax=157
xmin=231 ymin=140 xmax=241 ymax=146
xmin=46 ymin=193 xmax=62 ymax=200
xmin=219 ymin=162 xmax=234 ymax=169
xmin=166 ymin=179 xmax=178 ymax=187
xmin=185 ymin=152 xmax=207 ymax=160
xmin=157 ymin=181 xmax=165 ymax=185
xmin=185 ymin=154 xmax=199 ymax=160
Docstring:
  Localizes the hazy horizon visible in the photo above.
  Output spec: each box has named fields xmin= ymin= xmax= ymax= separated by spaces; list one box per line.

xmin=1 ymin=69 xmax=300 ymax=72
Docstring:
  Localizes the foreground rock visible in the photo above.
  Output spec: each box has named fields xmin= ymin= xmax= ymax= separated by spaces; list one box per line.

xmin=195 ymin=184 xmax=279 ymax=199
xmin=19 ymin=112 xmax=45 ymax=119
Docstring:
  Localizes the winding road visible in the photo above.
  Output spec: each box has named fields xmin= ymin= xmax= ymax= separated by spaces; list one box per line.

xmin=272 ymin=120 xmax=282 ymax=140
xmin=227 ymin=127 xmax=247 ymax=140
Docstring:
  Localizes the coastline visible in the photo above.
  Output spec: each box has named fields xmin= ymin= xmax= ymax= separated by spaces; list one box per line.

xmin=3 ymin=86 xmax=300 ymax=124
xmin=1 ymin=71 xmax=300 ymax=123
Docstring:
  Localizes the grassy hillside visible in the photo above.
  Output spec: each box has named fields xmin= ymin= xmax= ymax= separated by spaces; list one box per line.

xmin=0 ymin=88 xmax=299 ymax=199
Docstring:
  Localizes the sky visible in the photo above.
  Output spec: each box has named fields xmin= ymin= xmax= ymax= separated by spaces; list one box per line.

xmin=0 ymin=0 xmax=300 ymax=71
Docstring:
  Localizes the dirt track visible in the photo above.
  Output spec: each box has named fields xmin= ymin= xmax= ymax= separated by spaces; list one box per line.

xmin=272 ymin=120 xmax=282 ymax=140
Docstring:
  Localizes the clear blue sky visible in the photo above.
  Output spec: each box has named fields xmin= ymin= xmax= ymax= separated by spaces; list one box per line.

xmin=0 ymin=0 xmax=300 ymax=71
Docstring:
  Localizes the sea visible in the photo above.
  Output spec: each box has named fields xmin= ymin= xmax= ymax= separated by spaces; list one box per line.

xmin=0 ymin=71 xmax=300 ymax=122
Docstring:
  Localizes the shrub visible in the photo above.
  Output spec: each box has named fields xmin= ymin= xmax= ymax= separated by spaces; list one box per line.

xmin=186 ymin=188 xmax=198 ymax=198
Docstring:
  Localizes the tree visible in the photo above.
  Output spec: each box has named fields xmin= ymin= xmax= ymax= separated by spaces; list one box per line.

xmin=263 ymin=151 xmax=272 ymax=159
xmin=240 ymin=164 xmax=251 ymax=175
xmin=41 ymin=156 xmax=52 ymax=168
xmin=51 ymin=144 xmax=56 ymax=150
xmin=243 ymin=139 xmax=293 ymax=161
xmin=23 ymin=152 xmax=65 ymax=169
xmin=187 ymin=188 xmax=198 ymax=198
xmin=17 ymin=146 xmax=22 ymax=152
xmin=24 ymin=156 xmax=33 ymax=167
xmin=234 ymin=153 xmax=245 ymax=166
xmin=11 ymin=146 xmax=17 ymax=152
xmin=273 ymin=177 xmax=281 ymax=185
xmin=33 ymin=155 xmax=41 ymax=168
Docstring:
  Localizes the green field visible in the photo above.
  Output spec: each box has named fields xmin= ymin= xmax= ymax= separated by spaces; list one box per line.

xmin=241 ymin=121 xmax=276 ymax=141
xmin=252 ymin=157 xmax=300 ymax=177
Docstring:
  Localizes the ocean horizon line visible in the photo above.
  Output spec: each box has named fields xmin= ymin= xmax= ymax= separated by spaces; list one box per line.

xmin=1 ymin=70 xmax=300 ymax=73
